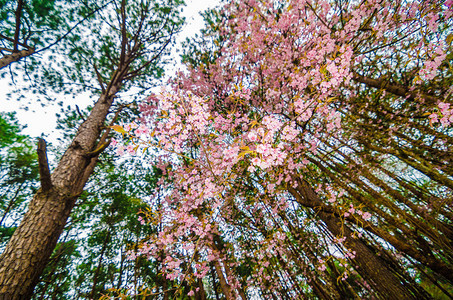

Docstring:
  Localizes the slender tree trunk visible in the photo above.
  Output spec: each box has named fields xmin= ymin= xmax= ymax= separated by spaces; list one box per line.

xmin=213 ymin=260 xmax=235 ymax=300
xmin=89 ymin=230 xmax=110 ymax=300
xmin=210 ymin=263 xmax=221 ymax=300
xmin=194 ymin=277 xmax=207 ymax=300
xmin=0 ymin=84 xmax=120 ymax=299
xmin=116 ymin=247 xmax=125 ymax=291
xmin=0 ymin=182 xmax=25 ymax=226
xmin=287 ymin=177 xmax=416 ymax=300
xmin=223 ymin=260 xmax=246 ymax=300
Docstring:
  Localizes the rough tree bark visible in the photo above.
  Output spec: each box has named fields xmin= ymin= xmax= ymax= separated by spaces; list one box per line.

xmin=0 ymin=82 xmax=120 ymax=298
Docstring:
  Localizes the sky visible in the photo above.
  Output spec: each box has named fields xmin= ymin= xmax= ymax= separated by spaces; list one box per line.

xmin=0 ymin=0 xmax=220 ymax=144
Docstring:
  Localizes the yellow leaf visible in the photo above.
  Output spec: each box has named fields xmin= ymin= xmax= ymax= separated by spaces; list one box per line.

xmin=111 ymin=125 xmax=126 ymax=134
xmin=249 ymin=120 xmax=258 ymax=128
xmin=446 ymin=34 xmax=453 ymax=45
xmin=238 ymin=150 xmax=254 ymax=158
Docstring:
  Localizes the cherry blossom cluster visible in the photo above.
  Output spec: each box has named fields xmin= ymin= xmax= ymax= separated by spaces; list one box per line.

xmin=111 ymin=0 xmax=452 ymax=296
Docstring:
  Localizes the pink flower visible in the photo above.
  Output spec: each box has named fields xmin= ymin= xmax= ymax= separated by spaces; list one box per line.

xmin=126 ymin=144 xmax=136 ymax=154
xmin=318 ymin=264 xmax=326 ymax=271
xmin=362 ymin=212 xmax=372 ymax=221
xmin=252 ymin=157 xmax=261 ymax=165
xmin=116 ymin=145 xmax=125 ymax=156
xmin=248 ymin=131 xmax=259 ymax=142
xmin=135 ymin=124 xmax=149 ymax=136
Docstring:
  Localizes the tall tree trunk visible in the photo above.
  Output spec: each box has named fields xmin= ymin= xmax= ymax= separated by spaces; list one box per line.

xmin=223 ymin=259 xmax=246 ymax=300
xmin=210 ymin=263 xmax=221 ymax=300
xmin=213 ymin=260 xmax=235 ymax=300
xmin=0 ymin=84 xmax=120 ymax=299
xmin=287 ymin=177 xmax=416 ymax=300
xmin=89 ymin=230 xmax=110 ymax=300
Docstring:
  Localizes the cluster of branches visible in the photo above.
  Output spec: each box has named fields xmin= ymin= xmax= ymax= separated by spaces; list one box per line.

xmin=110 ymin=0 xmax=453 ymax=299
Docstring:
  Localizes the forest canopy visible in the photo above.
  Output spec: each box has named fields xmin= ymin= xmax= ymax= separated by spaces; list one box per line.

xmin=1 ymin=0 xmax=453 ymax=299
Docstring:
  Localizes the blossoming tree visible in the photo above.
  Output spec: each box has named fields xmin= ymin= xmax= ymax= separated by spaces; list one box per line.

xmin=116 ymin=0 xmax=453 ymax=298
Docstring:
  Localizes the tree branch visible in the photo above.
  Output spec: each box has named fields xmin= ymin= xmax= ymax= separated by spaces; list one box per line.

xmin=0 ymin=33 xmax=30 ymax=49
xmin=75 ymin=105 xmax=87 ymax=122
xmin=84 ymin=141 xmax=111 ymax=158
xmin=352 ymin=72 xmax=438 ymax=104
xmin=119 ymin=0 xmax=128 ymax=67
xmin=93 ymin=62 xmax=106 ymax=93
xmin=13 ymin=0 xmax=24 ymax=52
xmin=0 ymin=47 xmax=35 ymax=69
xmin=37 ymin=138 xmax=53 ymax=192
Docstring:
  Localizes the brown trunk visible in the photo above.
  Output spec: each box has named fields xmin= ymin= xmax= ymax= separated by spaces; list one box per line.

xmin=223 ymin=261 xmax=246 ymax=300
xmin=194 ymin=277 xmax=207 ymax=300
xmin=116 ymin=247 xmax=125 ymax=291
xmin=309 ymin=156 xmax=453 ymax=282
xmin=287 ymin=178 xmax=416 ymax=300
xmin=0 ymin=188 xmax=78 ymax=299
xmin=88 ymin=230 xmax=110 ymax=300
xmin=37 ymin=235 xmax=69 ymax=300
xmin=210 ymin=263 xmax=221 ymax=300
xmin=0 ymin=84 xmax=119 ymax=299
xmin=213 ymin=260 xmax=235 ymax=300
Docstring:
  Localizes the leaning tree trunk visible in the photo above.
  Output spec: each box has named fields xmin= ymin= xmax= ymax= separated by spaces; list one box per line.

xmin=0 ymin=82 xmax=121 ymax=299
xmin=287 ymin=177 xmax=416 ymax=300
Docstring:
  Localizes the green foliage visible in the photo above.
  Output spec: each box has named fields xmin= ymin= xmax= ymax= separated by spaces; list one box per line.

xmin=181 ymin=8 xmax=224 ymax=68
xmin=32 ymin=155 xmax=164 ymax=299
xmin=0 ymin=112 xmax=23 ymax=146
xmin=29 ymin=0 xmax=185 ymax=100
xmin=0 ymin=112 xmax=39 ymax=248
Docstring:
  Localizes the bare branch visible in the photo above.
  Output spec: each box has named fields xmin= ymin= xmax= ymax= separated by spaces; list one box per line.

xmin=0 ymin=47 xmax=14 ymax=53
xmin=0 ymin=33 xmax=31 ymax=49
xmin=119 ymin=0 xmax=128 ymax=66
xmin=75 ymin=105 xmax=87 ymax=122
xmin=84 ymin=141 xmax=111 ymax=158
xmin=93 ymin=62 xmax=106 ymax=93
xmin=0 ymin=47 xmax=35 ymax=70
